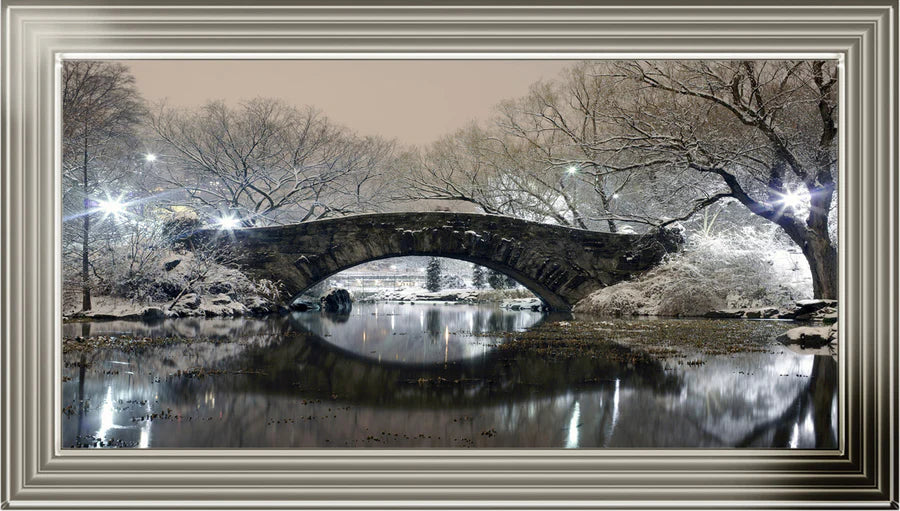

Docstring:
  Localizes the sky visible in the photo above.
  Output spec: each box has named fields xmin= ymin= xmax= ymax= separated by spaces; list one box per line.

xmin=119 ymin=60 xmax=573 ymax=147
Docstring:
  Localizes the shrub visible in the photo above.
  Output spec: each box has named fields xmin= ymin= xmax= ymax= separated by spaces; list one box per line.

xmin=575 ymin=226 xmax=813 ymax=316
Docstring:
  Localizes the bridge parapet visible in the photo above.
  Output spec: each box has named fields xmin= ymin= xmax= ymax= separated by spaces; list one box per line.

xmin=194 ymin=213 xmax=680 ymax=311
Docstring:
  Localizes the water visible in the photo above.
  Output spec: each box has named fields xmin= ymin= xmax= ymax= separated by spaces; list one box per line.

xmin=62 ymin=303 xmax=837 ymax=449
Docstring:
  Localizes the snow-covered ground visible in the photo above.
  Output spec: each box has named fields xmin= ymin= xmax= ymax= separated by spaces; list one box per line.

xmin=355 ymin=286 xmax=536 ymax=305
xmin=64 ymin=292 xmax=278 ymax=320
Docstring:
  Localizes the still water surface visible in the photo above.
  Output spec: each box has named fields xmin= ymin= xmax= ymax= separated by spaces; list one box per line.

xmin=62 ymin=303 xmax=837 ymax=448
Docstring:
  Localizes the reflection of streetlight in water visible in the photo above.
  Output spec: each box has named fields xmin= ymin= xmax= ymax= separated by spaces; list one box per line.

xmin=444 ymin=325 xmax=450 ymax=363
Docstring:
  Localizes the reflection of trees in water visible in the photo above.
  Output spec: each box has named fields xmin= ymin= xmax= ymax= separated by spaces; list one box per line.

xmin=63 ymin=316 xmax=297 ymax=344
xmin=322 ymin=312 xmax=351 ymax=324
xmin=213 ymin=321 xmax=680 ymax=411
xmin=735 ymin=356 xmax=837 ymax=448
xmin=483 ymin=310 xmax=525 ymax=333
xmin=425 ymin=308 xmax=441 ymax=336
xmin=472 ymin=310 xmax=486 ymax=332
xmin=63 ymin=314 xmax=839 ymax=448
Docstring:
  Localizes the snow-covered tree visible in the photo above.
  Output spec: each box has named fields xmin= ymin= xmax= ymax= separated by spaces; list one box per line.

xmin=62 ymin=61 xmax=145 ymax=311
xmin=603 ymin=60 xmax=838 ymax=298
xmin=472 ymin=265 xmax=486 ymax=289
xmin=149 ymin=98 xmax=396 ymax=226
xmin=487 ymin=269 xmax=516 ymax=290
xmin=404 ymin=60 xmax=838 ymax=299
xmin=425 ymin=257 xmax=443 ymax=292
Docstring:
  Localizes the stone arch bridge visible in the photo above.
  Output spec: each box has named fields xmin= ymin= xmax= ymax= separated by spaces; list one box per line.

xmin=195 ymin=213 xmax=680 ymax=311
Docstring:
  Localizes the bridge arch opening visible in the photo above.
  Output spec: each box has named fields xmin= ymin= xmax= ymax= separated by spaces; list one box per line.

xmin=296 ymin=256 xmax=541 ymax=306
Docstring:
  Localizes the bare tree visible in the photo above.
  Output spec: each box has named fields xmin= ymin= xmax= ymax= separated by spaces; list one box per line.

xmin=603 ymin=60 xmax=838 ymax=298
xmin=397 ymin=125 xmax=507 ymax=215
xmin=314 ymin=135 xmax=397 ymax=217
xmin=62 ymin=61 xmax=145 ymax=311
xmin=150 ymin=98 xmax=395 ymax=225
xmin=398 ymin=124 xmax=586 ymax=226
xmin=399 ymin=65 xmax=646 ymax=231
xmin=494 ymin=63 xmax=644 ymax=231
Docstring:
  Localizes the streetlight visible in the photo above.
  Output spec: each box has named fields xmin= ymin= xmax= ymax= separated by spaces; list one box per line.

xmin=566 ymin=165 xmax=579 ymax=224
xmin=97 ymin=195 xmax=127 ymax=220
xmin=144 ymin=153 xmax=157 ymax=162
xmin=215 ymin=214 xmax=240 ymax=230
xmin=777 ymin=189 xmax=804 ymax=210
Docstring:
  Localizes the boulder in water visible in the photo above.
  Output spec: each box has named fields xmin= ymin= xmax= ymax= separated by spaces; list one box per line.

xmin=776 ymin=326 xmax=833 ymax=349
xmin=321 ymin=288 xmax=352 ymax=313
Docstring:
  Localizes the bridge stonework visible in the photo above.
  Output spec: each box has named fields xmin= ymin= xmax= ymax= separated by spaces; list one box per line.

xmin=199 ymin=213 xmax=680 ymax=311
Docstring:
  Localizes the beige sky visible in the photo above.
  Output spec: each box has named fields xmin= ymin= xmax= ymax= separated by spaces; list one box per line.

xmin=120 ymin=60 xmax=573 ymax=146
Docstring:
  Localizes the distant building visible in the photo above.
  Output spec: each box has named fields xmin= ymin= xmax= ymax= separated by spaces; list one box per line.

xmin=331 ymin=271 xmax=426 ymax=290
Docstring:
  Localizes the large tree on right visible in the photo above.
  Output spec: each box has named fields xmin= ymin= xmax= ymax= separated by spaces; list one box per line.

xmin=609 ymin=60 xmax=838 ymax=299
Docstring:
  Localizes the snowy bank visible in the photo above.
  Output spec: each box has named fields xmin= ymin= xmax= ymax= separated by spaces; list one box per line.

xmin=573 ymin=264 xmax=725 ymax=317
xmin=499 ymin=298 xmax=548 ymax=311
xmin=355 ymin=287 xmax=535 ymax=305
xmin=64 ymin=293 xmax=281 ymax=321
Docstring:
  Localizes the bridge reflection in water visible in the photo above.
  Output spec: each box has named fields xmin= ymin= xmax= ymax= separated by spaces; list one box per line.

xmin=62 ymin=305 xmax=836 ymax=449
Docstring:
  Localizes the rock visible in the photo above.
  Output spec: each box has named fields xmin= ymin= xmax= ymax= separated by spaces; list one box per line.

xmin=206 ymin=282 xmax=234 ymax=295
xmin=157 ymin=281 xmax=183 ymax=299
xmin=210 ymin=293 xmax=232 ymax=305
xmin=163 ymin=259 xmax=181 ymax=272
xmin=743 ymin=307 xmax=779 ymax=319
xmin=777 ymin=300 xmax=838 ymax=320
xmin=243 ymin=296 xmax=277 ymax=315
xmin=776 ymin=326 xmax=833 ymax=349
xmin=794 ymin=299 xmax=838 ymax=316
xmin=180 ymin=293 xmax=201 ymax=310
xmin=813 ymin=306 xmax=838 ymax=323
xmin=207 ymin=282 xmax=234 ymax=295
xmin=168 ymin=297 xmax=205 ymax=317
xmin=141 ymin=307 xmax=167 ymax=321
xmin=290 ymin=300 xmax=319 ymax=312
xmin=796 ymin=298 xmax=838 ymax=309
xmin=321 ymin=288 xmax=352 ymax=313
xmin=704 ymin=309 xmax=745 ymax=319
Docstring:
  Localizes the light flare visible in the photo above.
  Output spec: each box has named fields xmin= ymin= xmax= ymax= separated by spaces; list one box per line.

xmin=215 ymin=215 xmax=241 ymax=230
xmin=97 ymin=195 xmax=127 ymax=220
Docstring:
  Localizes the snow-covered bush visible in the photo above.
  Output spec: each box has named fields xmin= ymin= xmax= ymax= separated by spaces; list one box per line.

xmin=575 ymin=225 xmax=813 ymax=316
xmin=439 ymin=273 xmax=465 ymax=289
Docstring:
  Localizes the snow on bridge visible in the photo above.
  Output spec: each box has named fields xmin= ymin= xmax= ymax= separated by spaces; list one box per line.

xmin=194 ymin=212 xmax=681 ymax=311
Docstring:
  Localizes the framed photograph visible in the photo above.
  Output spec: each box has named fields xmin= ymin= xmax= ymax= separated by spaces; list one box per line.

xmin=2 ymin=1 xmax=896 ymax=509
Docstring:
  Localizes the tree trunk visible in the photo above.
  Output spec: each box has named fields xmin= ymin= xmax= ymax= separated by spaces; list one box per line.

xmin=81 ymin=214 xmax=91 ymax=310
xmin=801 ymin=230 xmax=838 ymax=300
xmin=80 ymin=137 xmax=92 ymax=311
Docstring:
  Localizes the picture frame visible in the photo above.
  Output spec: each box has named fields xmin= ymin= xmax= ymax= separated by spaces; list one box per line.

xmin=1 ymin=1 xmax=896 ymax=509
